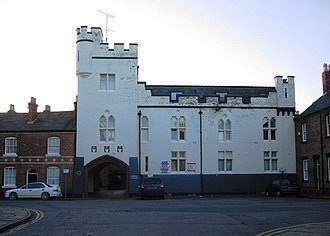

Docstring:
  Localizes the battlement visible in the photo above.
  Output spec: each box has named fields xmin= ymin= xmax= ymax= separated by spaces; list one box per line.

xmin=76 ymin=26 xmax=138 ymax=56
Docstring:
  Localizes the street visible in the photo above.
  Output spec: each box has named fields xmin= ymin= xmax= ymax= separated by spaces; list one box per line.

xmin=1 ymin=196 xmax=330 ymax=236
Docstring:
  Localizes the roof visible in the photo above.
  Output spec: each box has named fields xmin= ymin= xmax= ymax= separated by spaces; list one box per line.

xmin=297 ymin=91 xmax=330 ymax=118
xmin=0 ymin=111 xmax=76 ymax=132
xmin=144 ymin=85 xmax=276 ymax=104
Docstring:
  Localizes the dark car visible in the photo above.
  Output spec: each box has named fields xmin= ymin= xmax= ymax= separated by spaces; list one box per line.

xmin=265 ymin=179 xmax=299 ymax=197
xmin=139 ymin=177 xmax=165 ymax=199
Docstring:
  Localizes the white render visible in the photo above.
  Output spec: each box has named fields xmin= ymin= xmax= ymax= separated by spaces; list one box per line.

xmin=76 ymin=26 xmax=296 ymax=193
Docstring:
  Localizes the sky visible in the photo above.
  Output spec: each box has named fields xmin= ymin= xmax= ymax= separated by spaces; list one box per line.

xmin=0 ymin=0 xmax=329 ymax=113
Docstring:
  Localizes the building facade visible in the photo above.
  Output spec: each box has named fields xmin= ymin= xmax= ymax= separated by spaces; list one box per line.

xmin=0 ymin=98 xmax=76 ymax=197
xmin=76 ymin=26 xmax=296 ymax=195
xmin=295 ymin=64 xmax=330 ymax=195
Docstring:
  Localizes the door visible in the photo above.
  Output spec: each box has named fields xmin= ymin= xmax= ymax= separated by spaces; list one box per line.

xmin=27 ymin=168 xmax=38 ymax=183
xmin=314 ymin=158 xmax=320 ymax=192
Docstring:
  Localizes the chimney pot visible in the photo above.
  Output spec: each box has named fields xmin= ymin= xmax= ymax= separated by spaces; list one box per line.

xmin=323 ymin=63 xmax=328 ymax=72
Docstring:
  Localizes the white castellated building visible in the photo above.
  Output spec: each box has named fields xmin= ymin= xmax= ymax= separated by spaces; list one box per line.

xmin=75 ymin=26 xmax=296 ymax=195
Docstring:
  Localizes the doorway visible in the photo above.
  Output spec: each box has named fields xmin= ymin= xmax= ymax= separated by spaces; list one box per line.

xmin=27 ymin=168 xmax=38 ymax=183
xmin=85 ymin=155 xmax=128 ymax=195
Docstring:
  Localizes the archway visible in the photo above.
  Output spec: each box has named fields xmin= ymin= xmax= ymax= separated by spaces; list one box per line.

xmin=27 ymin=168 xmax=38 ymax=184
xmin=84 ymin=155 xmax=128 ymax=195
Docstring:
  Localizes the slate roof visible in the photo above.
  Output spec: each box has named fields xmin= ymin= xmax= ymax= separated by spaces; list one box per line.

xmin=0 ymin=111 xmax=76 ymax=132
xmin=144 ymin=85 xmax=276 ymax=104
xmin=297 ymin=91 xmax=330 ymax=118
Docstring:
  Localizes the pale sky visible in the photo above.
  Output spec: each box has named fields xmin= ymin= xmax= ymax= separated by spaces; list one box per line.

xmin=0 ymin=0 xmax=329 ymax=113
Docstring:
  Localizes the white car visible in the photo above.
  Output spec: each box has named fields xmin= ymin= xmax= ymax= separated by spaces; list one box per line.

xmin=5 ymin=182 xmax=62 ymax=200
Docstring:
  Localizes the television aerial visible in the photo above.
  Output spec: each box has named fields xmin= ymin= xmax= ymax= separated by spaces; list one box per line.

xmin=97 ymin=10 xmax=114 ymax=43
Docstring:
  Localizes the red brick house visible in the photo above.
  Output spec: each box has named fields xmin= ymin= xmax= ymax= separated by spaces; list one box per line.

xmin=295 ymin=64 xmax=330 ymax=195
xmin=0 ymin=97 xmax=76 ymax=197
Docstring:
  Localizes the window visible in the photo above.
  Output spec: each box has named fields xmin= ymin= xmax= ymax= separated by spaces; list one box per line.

xmin=303 ymin=159 xmax=308 ymax=181
xmin=171 ymin=151 xmax=186 ymax=172
xmin=171 ymin=116 xmax=186 ymax=141
xmin=47 ymin=167 xmax=60 ymax=186
xmin=141 ymin=116 xmax=149 ymax=142
xmin=145 ymin=156 xmax=149 ymax=172
xmin=4 ymin=167 xmax=16 ymax=186
xmin=301 ymin=123 xmax=307 ymax=142
xmin=328 ymin=157 xmax=330 ymax=182
xmin=218 ymin=119 xmax=231 ymax=141
xmin=170 ymin=92 xmax=183 ymax=102
xmin=99 ymin=113 xmax=115 ymax=142
xmin=264 ymin=151 xmax=278 ymax=171
xmin=218 ymin=151 xmax=233 ymax=172
xmin=326 ymin=115 xmax=330 ymax=137
xmin=263 ymin=117 xmax=276 ymax=140
xmin=5 ymin=137 xmax=17 ymax=156
xmin=47 ymin=137 xmax=60 ymax=155
xmin=100 ymin=74 xmax=115 ymax=91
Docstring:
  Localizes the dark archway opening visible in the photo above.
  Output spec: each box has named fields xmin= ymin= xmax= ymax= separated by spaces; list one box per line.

xmin=85 ymin=155 xmax=128 ymax=195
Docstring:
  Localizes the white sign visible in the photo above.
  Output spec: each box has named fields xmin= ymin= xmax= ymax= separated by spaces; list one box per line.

xmin=160 ymin=160 xmax=170 ymax=173
xmin=187 ymin=163 xmax=196 ymax=172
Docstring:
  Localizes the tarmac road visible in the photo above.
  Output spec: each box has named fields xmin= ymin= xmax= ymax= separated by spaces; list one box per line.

xmin=1 ymin=195 xmax=330 ymax=235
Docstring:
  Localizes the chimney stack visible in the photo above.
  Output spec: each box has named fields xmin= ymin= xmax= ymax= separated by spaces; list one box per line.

xmin=322 ymin=63 xmax=330 ymax=94
xmin=7 ymin=104 xmax=16 ymax=113
xmin=44 ymin=105 xmax=51 ymax=112
xmin=27 ymin=97 xmax=38 ymax=121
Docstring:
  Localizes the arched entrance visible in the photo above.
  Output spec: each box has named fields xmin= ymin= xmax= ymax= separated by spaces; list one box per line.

xmin=27 ymin=168 xmax=38 ymax=184
xmin=85 ymin=155 xmax=128 ymax=195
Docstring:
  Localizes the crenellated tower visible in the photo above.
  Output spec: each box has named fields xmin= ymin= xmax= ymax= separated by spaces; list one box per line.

xmin=274 ymin=75 xmax=295 ymax=113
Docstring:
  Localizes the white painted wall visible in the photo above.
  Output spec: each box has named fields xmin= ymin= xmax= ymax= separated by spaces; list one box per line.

xmin=76 ymin=26 xmax=296 ymax=177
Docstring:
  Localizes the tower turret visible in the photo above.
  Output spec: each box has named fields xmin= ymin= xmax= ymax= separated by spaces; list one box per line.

xmin=274 ymin=75 xmax=295 ymax=109
xmin=76 ymin=26 xmax=103 ymax=78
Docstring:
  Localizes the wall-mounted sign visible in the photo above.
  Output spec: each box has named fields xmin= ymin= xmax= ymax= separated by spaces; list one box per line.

xmin=160 ymin=160 xmax=170 ymax=173
xmin=187 ymin=162 xmax=196 ymax=172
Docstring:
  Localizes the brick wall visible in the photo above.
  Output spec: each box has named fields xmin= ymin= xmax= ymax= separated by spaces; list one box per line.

xmin=0 ymin=131 xmax=75 ymax=197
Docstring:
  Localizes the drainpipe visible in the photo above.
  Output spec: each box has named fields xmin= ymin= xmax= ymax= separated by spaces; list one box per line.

xmin=199 ymin=110 xmax=204 ymax=195
xmin=138 ymin=110 xmax=142 ymax=184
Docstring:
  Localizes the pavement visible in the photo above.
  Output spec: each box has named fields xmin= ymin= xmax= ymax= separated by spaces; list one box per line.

xmin=0 ymin=206 xmax=330 ymax=235
xmin=0 ymin=207 xmax=31 ymax=234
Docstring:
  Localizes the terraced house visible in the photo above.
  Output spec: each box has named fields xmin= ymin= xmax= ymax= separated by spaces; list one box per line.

xmin=295 ymin=64 xmax=330 ymax=195
xmin=75 ymin=26 xmax=297 ymax=196
xmin=0 ymin=98 xmax=76 ymax=196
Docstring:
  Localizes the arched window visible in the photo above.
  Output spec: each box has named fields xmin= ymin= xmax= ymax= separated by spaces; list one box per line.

xmin=171 ymin=116 xmax=186 ymax=141
xmin=263 ymin=117 xmax=276 ymax=140
xmin=218 ymin=119 xmax=231 ymax=141
xmin=4 ymin=167 xmax=16 ymax=186
xmin=47 ymin=137 xmax=60 ymax=155
xmin=141 ymin=116 xmax=149 ymax=142
xmin=99 ymin=114 xmax=115 ymax=142
xmin=47 ymin=167 xmax=60 ymax=186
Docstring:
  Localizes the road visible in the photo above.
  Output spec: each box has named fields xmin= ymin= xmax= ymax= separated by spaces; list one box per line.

xmin=1 ymin=196 xmax=330 ymax=236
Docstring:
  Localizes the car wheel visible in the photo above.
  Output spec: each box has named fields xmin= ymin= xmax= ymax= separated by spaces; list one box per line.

xmin=276 ymin=191 xmax=281 ymax=197
xmin=41 ymin=192 xmax=50 ymax=200
xmin=9 ymin=192 xmax=18 ymax=200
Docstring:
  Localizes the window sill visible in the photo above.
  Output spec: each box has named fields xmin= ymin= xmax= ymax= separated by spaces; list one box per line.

xmin=2 ymin=185 xmax=17 ymax=189
xmin=45 ymin=154 xmax=61 ymax=157
xmin=2 ymin=154 xmax=18 ymax=157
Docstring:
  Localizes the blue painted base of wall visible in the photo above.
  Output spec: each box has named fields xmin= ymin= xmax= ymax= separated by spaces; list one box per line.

xmin=136 ymin=174 xmax=297 ymax=194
